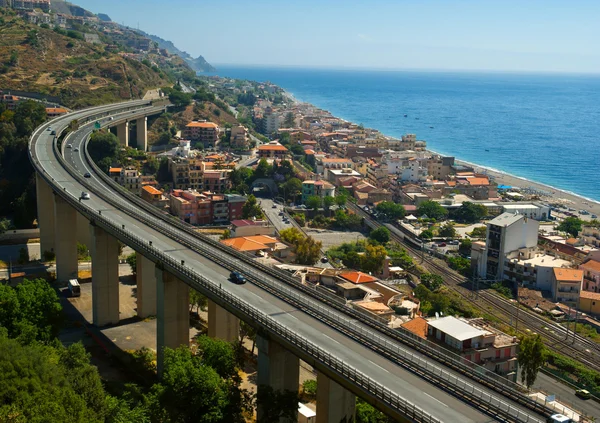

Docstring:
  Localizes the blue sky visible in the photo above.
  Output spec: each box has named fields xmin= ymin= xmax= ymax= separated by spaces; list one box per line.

xmin=76 ymin=0 xmax=600 ymax=73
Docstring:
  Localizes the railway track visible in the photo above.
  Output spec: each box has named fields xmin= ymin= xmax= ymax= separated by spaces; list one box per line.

xmin=348 ymin=203 xmax=600 ymax=373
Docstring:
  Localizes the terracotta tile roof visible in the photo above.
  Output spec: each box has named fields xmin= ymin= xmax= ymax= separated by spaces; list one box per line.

xmin=220 ymin=237 xmax=270 ymax=252
xmin=401 ymin=317 xmax=429 ymax=339
xmin=322 ymin=158 xmax=352 ymax=163
xmin=258 ymin=144 xmax=288 ymax=151
xmin=553 ymin=268 xmax=583 ymax=282
xmin=109 ymin=167 xmax=122 ymax=173
xmin=468 ymin=177 xmax=489 ymax=186
xmin=339 ymin=271 xmax=378 ymax=284
xmin=142 ymin=185 xmax=162 ymax=195
xmin=186 ymin=121 xmax=218 ymax=128
xmin=580 ymin=291 xmax=600 ymax=301
xmin=46 ymin=107 xmax=68 ymax=113
xmin=581 ymin=260 xmax=600 ymax=272
xmin=231 ymin=219 xmax=267 ymax=227
xmin=305 ymin=149 xmax=315 ymax=155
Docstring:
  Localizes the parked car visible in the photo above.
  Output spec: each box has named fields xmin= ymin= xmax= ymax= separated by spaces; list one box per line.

xmin=66 ymin=144 xmax=72 ymax=149
xmin=321 ymin=257 xmax=329 ymax=263
xmin=437 ymin=242 xmax=447 ymax=247
xmin=229 ymin=271 xmax=246 ymax=284
xmin=592 ymin=214 xmax=598 ymax=219
xmin=272 ymin=204 xmax=277 ymax=208
xmin=74 ymin=148 xmax=79 ymax=152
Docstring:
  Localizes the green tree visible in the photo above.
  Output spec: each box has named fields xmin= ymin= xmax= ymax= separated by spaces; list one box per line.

xmin=420 ymin=273 xmax=444 ymax=291
xmin=220 ymin=229 xmax=231 ymax=240
xmin=356 ymin=398 xmax=393 ymax=423
xmin=126 ymin=253 xmax=137 ymax=274
xmin=387 ymin=243 xmax=414 ymax=270
xmin=459 ymin=238 xmax=472 ymax=255
xmin=77 ymin=242 xmax=89 ymax=261
xmin=335 ymin=194 xmax=348 ymax=207
xmin=453 ymin=202 xmax=488 ymax=223
xmin=375 ymin=201 xmax=406 ymax=221
xmin=256 ymin=385 xmax=299 ymax=423
xmin=447 ymin=256 xmax=470 ymax=276
xmin=469 ymin=226 xmax=487 ymax=239
xmin=295 ymin=236 xmax=323 ymax=265
xmin=301 ymin=380 xmax=317 ymax=400
xmin=419 ymin=228 xmax=434 ymax=240
xmin=369 ymin=227 xmax=391 ymax=244
xmin=189 ymin=289 xmax=208 ymax=313
xmin=306 ymin=195 xmax=322 ymax=210
xmin=360 ymin=244 xmax=388 ymax=274
xmin=518 ymin=334 xmax=546 ymax=389
xmin=280 ymin=227 xmax=304 ymax=245
xmin=242 ymin=195 xmax=263 ymax=219
xmin=282 ymin=177 xmax=302 ymax=203
xmin=88 ymin=131 xmax=119 ymax=168
xmin=13 ymin=100 xmax=46 ymax=136
xmin=151 ymin=346 xmax=234 ymax=423
xmin=417 ymin=200 xmax=448 ymax=220
xmin=253 ymin=158 xmax=273 ymax=180
xmin=323 ymin=195 xmax=335 ymax=213
xmin=0 ymin=218 xmax=11 ymax=235
xmin=557 ymin=217 xmax=583 ymax=237
xmin=167 ymin=90 xmax=192 ymax=108
xmin=438 ymin=222 xmax=457 ymax=239
xmin=283 ymin=112 xmax=295 ymax=128
xmin=196 ymin=335 xmax=238 ymax=380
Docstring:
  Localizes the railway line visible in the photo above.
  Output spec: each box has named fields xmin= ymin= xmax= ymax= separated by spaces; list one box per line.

xmin=347 ymin=203 xmax=600 ymax=373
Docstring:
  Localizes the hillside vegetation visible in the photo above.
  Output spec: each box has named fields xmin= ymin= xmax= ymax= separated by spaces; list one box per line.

xmin=0 ymin=9 xmax=171 ymax=108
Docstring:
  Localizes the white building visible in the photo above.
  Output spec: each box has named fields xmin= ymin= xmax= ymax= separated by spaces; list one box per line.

xmin=499 ymin=203 xmax=551 ymax=221
xmin=401 ymin=158 xmax=428 ymax=183
xmin=478 ymin=212 xmax=539 ymax=281
xmin=264 ymin=112 xmax=281 ymax=135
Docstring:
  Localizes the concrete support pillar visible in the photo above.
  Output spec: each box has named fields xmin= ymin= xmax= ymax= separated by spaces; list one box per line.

xmin=136 ymin=117 xmax=147 ymax=152
xmin=90 ymin=225 xmax=120 ymax=326
xmin=257 ymin=335 xmax=300 ymax=423
xmin=36 ymin=173 xmax=55 ymax=257
xmin=53 ymin=195 xmax=78 ymax=281
xmin=136 ymin=252 xmax=156 ymax=317
xmin=116 ymin=121 xmax=129 ymax=147
xmin=316 ymin=371 xmax=356 ymax=423
xmin=207 ymin=299 xmax=240 ymax=342
xmin=156 ymin=268 xmax=189 ymax=377
xmin=76 ymin=212 xmax=91 ymax=250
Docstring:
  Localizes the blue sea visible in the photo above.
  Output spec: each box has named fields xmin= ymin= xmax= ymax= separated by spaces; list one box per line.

xmin=210 ymin=66 xmax=600 ymax=202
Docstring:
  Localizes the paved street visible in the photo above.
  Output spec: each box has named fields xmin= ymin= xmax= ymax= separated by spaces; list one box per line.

xmin=260 ymin=198 xmax=295 ymax=232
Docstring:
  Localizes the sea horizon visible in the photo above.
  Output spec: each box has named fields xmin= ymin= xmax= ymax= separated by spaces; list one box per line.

xmin=205 ymin=65 xmax=600 ymax=202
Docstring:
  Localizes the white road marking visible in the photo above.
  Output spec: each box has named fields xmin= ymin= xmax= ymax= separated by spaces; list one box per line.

xmin=322 ymin=333 xmax=342 ymax=346
xmin=423 ymin=392 xmax=448 ymax=407
xmin=368 ymin=360 xmax=391 ymax=374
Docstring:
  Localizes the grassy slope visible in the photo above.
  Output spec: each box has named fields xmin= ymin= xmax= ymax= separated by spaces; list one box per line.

xmin=0 ymin=10 xmax=170 ymax=108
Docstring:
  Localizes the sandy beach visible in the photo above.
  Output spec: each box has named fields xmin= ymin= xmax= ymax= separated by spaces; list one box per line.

xmin=283 ymin=90 xmax=599 ymax=218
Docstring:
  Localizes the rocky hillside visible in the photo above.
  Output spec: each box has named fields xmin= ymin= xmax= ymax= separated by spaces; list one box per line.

xmin=0 ymin=9 xmax=171 ymax=108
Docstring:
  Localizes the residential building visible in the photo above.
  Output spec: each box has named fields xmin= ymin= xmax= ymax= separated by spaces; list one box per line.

xmin=478 ymin=212 xmax=539 ymax=281
xmin=230 ymin=220 xmax=275 ymax=238
xmin=400 ymin=317 xmax=429 ymax=339
xmin=141 ymin=185 xmax=168 ymax=209
xmin=169 ymin=189 xmax=246 ymax=225
xmin=262 ymin=109 xmax=281 ymax=135
xmin=400 ymin=158 xmax=428 ymax=183
xmin=169 ymin=156 xmax=204 ymax=190
xmin=445 ymin=173 xmax=497 ymax=200
xmin=0 ymin=0 xmax=12 ymax=7
xmin=12 ymin=0 xmax=50 ymax=11
xmin=301 ymin=180 xmax=335 ymax=203
xmin=551 ymin=268 xmax=583 ymax=307
xmin=183 ymin=121 xmax=220 ymax=148
xmin=220 ymin=235 xmax=279 ymax=256
xmin=230 ymin=125 xmax=249 ymax=149
xmin=0 ymin=95 xmax=19 ymax=111
xmin=499 ymin=203 xmax=551 ymax=221
xmin=46 ymin=107 xmax=68 ymax=119
xmin=257 ymin=142 xmax=289 ymax=159
xmin=109 ymin=167 xmax=140 ymax=194
xmin=316 ymin=157 xmax=353 ymax=175
xmin=580 ymin=259 xmax=600 ymax=293
xmin=579 ymin=291 xmax=600 ymax=315
xmin=427 ymin=156 xmax=455 ymax=180
xmin=581 ymin=226 xmax=600 ymax=249
xmin=503 ymin=248 xmax=571 ymax=289
xmin=327 ymin=168 xmax=362 ymax=186
xmin=202 ymin=170 xmax=232 ymax=193
xmin=427 ymin=316 xmax=519 ymax=381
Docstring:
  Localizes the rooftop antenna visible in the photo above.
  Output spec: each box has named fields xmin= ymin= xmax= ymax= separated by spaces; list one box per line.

xmin=435 ymin=312 xmax=439 ymax=319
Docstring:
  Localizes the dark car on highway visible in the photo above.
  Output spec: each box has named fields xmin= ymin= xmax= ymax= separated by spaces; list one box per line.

xmin=229 ymin=271 xmax=246 ymax=284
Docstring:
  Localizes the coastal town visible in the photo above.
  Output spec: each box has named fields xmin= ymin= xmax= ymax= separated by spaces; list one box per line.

xmin=1 ymin=1 xmax=600 ymax=421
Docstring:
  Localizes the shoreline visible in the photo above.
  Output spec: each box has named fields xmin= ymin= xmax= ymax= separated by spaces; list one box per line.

xmin=279 ymin=88 xmax=599 ymax=214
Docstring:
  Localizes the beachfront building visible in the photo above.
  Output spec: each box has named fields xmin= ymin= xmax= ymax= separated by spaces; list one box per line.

xmin=183 ymin=121 xmax=220 ymax=148
xmin=426 ymin=316 xmax=519 ymax=381
xmin=498 ymin=203 xmax=551 ymax=221
xmin=301 ymin=180 xmax=335 ymax=203
xmin=427 ymin=155 xmax=456 ymax=180
xmin=316 ymin=157 xmax=354 ymax=175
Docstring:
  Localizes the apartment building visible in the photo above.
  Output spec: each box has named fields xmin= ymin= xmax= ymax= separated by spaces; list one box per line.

xmin=581 ymin=226 xmax=600 ymax=249
xmin=109 ymin=167 xmax=140 ymax=193
xmin=301 ymin=180 xmax=335 ymax=203
xmin=183 ymin=121 xmax=220 ymax=148
xmin=426 ymin=316 xmax=519 ymax=381
xmin=580 ymin=258 xmax=600 ymax=293
xmin=230 ymin=125 xmax=249 ymax=149
xmin=169 ymin=190 xmax=246 ymax=225
xmin=552 ymin=268 xmax=583 ymax=307
xmin=12 ymin=0 xmax=50 ymax=11
xmin=477 ymin=212 xmax=539 ymax=281
xmin=257 ymin=142 xmax=289 ymax=159
xmin=169 ymin=157 xmax=204 ymax=190
xmin=316 ymin=157 xmax=354 ymax=175
xmin=327 ymin=168 xmax=362 ymax=186
xmin=427 ymin=155 xmax=455 ymax=180
xmin=141 ymin=185 xmax=168 ymax=209
xmin=503 ymin=247 xmax=571 ymax=290
xmin=0 ymin=95 xmax=19 ymax=111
